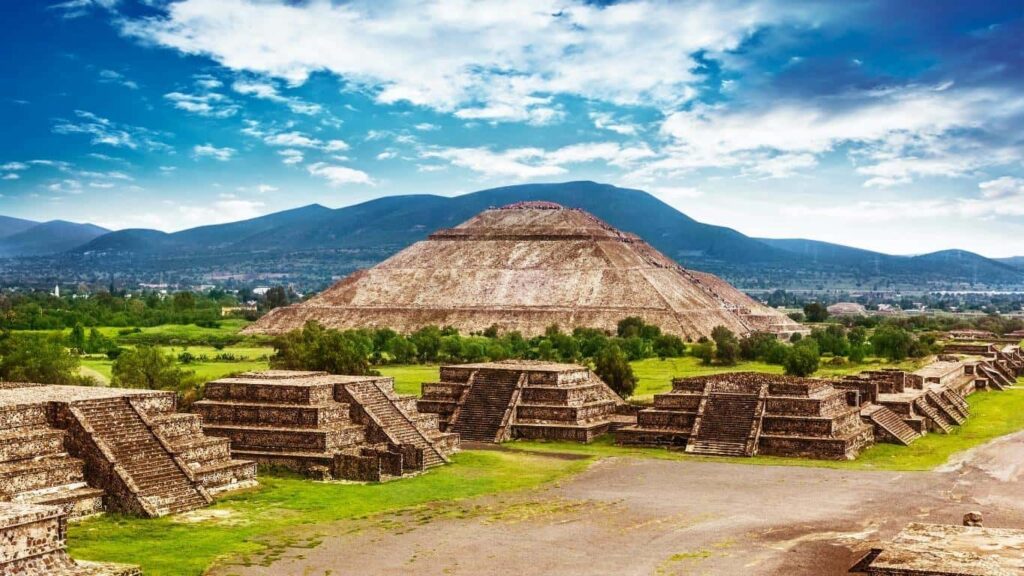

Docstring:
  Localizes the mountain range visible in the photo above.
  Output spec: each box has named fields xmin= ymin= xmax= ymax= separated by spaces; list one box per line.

xmin=1 ymin=181 xmax=1022 ymax=290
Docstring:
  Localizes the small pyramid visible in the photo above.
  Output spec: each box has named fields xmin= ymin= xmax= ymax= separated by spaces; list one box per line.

xmin=246 ymin=202 xmax=805 ymax=340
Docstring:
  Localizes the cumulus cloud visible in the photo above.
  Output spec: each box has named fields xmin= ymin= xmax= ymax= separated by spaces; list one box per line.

xmin=277 ymin=149 xmax=304 ymax=165
xmin=192 ymin=143 xmax=236 ymax=161
xmin=2 ymin=173 xmax=19 ymax=180
xmin=306 ymin=162 xmax=374 ymax=186
xmin=120 ymin=0 xmax=810 ymax=122
xmin=165 ymin=90 xmax=239 ymax=118
xmin=590 ymin=111 xmax=638 ymax=136
xmin=979 ymin=176 xmax=1024 ymax=200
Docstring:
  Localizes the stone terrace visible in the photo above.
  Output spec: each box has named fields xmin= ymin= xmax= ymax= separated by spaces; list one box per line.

xmin=0 ymin=501 xmax=140 ymax=576
xmin=418 ymin=361 xmax=627 ymax=443
xmin=196 ymin=371 xmax=458 ymax=482
xmin=0 ymin=384 xmax=256 ymax=519
xmin=617 ymin=373 xmax=873 ymax=459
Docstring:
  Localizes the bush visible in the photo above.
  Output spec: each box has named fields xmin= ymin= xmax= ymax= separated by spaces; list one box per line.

xmin=0 ymin=332 xmax=91 ymax=385
xmin=271 ymin=321 xmax=377 ymax=376
xmin=112 ymin=345 xmax=195 ymax=391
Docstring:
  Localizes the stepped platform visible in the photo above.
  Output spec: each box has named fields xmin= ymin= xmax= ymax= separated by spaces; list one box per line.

xmin=197 ymin=371 xmax=457 ymax=482
xmin=0 ymin=384 xmax=256 ymax=519
xmin=417 ymin=361 xmax=627 ymax=444
xmin=0 ymin=502 xmax=139 ymax=575
xmin=617 ymin=373 xmax=873 ymax=460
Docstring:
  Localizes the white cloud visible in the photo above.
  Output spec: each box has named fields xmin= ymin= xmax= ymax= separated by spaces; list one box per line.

xmin=422 ymin=141 xmax=655 ymax=179
xmin=48 ymin=179 xmax=84 ymax=194
xmin=49 ymin=0 xmax=118 ymax=19
xmin=2 ymin=173 xmax=19 ymax=180
xmin=590 ymin=111 xmax=638 ymax=136
xmin=979 ymin=176 xmax=1024 ymax=200
xmin=257 ymin=184 xmax=278 ymax=194
xmin=0 ymin=162 xmax=28 ymax=171
xmin=263 ymin=131 xmax=321 ymax=148
xmin=165 ymin=91 xmax=240 ymax=118
xmin=121 ymin=0 xmax=811 ymax=122
xmin=325 ymin=139 xmax=349 ymax=152
xmin=52 ymin=110 xmax=171 ymax=151
xmin=192 ymin=143 xmax=236 ymax=161
xmin=194 ymin=74 xmax=223 ymax=89
xmin=413 ymin=123 xmax=439 ymax=131
xmin=98 ymin=69 xmax=139 ymax=90
xmin=306 ymin=162 xmax=374 ymax=186
xmin=277 ymin=149 xmax=304 ymax=165
xmin=376 ymin=151 xmax=397 ymax=160
xmin=232 ymin=79 xmax=323 ymax=115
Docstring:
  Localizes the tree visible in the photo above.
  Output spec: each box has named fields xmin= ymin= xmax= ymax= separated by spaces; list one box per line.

xmin=711 ymin=325 xmax=740 ymax=366
xmin=653 ymin=334 xmax=686 ymax=359
xmin=271 ymin=321 xmax=376 ymax=375
xmin=111 ymin=346 xmax=193 ymax=390
xmin=0 ymin=332 xmax=89 ymax=385
xmin=264 ymin=286 xmax=289 ymax=310
xmin=739 ymin=332 xmax=778 ymax=361
xmin=67 ymin=323 xmax=86 ymax=353
xmin=784 ymin=341 xmax=820 ymax=377
xmin=870 ymin=324 xmax=914 ymax=361
xmin=803 ymin=303 xmax=829 ymax=323
xmin=172 ymin=291 xmax=196 ymax=312
xmin=594 ymin=343 xmax=636 ymax=398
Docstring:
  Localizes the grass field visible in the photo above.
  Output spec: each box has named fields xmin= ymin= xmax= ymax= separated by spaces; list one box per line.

xmin=68 ymin=450 xmax=590 ymax=576
xmin=79 ymin=344 xmax=274 ymax=384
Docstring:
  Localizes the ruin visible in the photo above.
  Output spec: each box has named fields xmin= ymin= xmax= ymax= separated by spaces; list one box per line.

xmin=417 ymin=361 xmax=627 ymax=443
xmin=244 ymin=202 xmax=806 ymax=341
xmin=616 ymin=373 xmax=874 ymax=458
xmin=851 ymin=522 xmax=1024 ymax=576
xmin=196 ymin=371 xmax=458 ymax=481
xmin=0 ymin=384 xmax=256 ymax=519
xmin=0 ymin=502 xmax=140 ymax=576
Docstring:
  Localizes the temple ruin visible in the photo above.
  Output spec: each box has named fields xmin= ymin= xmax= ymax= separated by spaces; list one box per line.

xmin=196 ymin=371 xmax=459 ymax=481
xmin=0 ymin=502 xmax=140 ymax=576
xmin=616 ymin=373 xmax=874 ymax=458
xmin=244 ymin=202 xmax=806 ymax=341
xmin=0 ymin=384 xmax=256 ymax=519
xmin=417 ymin=361 xmax=627 ymax=443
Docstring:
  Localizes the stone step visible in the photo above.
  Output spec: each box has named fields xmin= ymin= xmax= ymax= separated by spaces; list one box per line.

xmin=914 ymin=398 xmax=953 ymax=433
xmin=0 ymin=427 xmax=67 ymax=462
xmin=0 ymin=454 xmax=86 ymax=494
xmin=863 ymin=405 xmax=921 ymax=446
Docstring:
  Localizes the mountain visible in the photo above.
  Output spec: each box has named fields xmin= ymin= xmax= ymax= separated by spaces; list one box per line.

xmin=998 ymin=256 xmax=1024 ymax=270
xmin=0 ymin=215 xmax=38 ymax=240
xmin=76 ymin=182 xmax=787 ymax=263
xmin=3 ymin=181 xmax=1023 ymax=290
xmin=0 ymin=220 xmax=109 ymax=257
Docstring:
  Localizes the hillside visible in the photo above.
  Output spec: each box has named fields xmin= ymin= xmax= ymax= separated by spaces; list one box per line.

xmin=2 ymin=181 xmax=1023 ymax=290
xmin=0 ymin=215 xmax=38 ymax=240
xmin=0 ymin=220 xmax=108 ymax=257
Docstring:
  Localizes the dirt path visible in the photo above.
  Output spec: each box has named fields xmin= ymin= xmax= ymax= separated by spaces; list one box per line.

xmin=208 ymin=431 xmax=1024 ymax=576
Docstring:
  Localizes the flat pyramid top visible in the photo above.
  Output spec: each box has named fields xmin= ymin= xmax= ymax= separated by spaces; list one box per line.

xmin=431 ymin=202 xmax=638 ymax=241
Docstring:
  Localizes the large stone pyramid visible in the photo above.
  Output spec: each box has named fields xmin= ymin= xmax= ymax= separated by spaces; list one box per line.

xmin=245 ymin=202 xmax=805 ymax=340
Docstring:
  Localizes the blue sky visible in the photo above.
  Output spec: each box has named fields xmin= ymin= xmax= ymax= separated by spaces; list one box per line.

xmin=1 ymin=0 xmax=1023 ymax=256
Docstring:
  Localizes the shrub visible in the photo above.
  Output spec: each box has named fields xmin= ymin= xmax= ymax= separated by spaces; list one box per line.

xmin=594 ymin=343 xmax=636 ymax=399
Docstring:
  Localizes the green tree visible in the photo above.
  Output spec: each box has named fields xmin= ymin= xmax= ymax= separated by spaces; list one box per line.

xmin=111 ymin=345 xmax=193 ymax=390
xmin=711 ymin=326 xmax=740 ymax=366
xmin=691 ymin=341 xmax=715 ymax=366
xmin=172 ymin=292 xmax=196 ymax=312
xmin=803 ymin=302 xmax=829 ymax=323
xmin=264 ymin=286 xmax=289 ymax=310
xmin=870 ymin=324 xmax=914 ymax=361
xmin=0 ymin=332 xmax=88 ymax=385
xmin=271 ymin=321 xmax=376 ymax=375
xmin=784 ymin=340 xmax=820 ymax=377
xmin=594 ymin=343 xmax=637 ymax=398
xmin=67 ymin=323 xmax=87 ymax=353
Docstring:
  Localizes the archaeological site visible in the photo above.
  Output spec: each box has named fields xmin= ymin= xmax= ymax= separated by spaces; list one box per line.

xmin=0 ymin=383 xmax=256 ymax=519
xmin=416 ymin=360 xmax=629 ymax=443
xmin=245 ymin=202 xmax=807 ymax=341
xmin=196 ymin=370 xmax=459 ymax=481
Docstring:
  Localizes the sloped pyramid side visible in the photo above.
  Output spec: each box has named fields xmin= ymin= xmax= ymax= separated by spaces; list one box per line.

xmin=246 ymin=203 xmax=804 ymax=340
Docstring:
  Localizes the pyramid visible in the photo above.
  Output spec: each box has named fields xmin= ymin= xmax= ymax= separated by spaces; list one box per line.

xmin=245 ymin=202 xmax=806 ymax=340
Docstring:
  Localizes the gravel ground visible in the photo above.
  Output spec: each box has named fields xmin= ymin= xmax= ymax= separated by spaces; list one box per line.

xmin=209 ymin=431 xmax=1024 ymax=576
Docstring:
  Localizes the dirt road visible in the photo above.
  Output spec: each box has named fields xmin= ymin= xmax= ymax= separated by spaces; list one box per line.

xmin=209 ymin=431 xmax=1024 ymax=576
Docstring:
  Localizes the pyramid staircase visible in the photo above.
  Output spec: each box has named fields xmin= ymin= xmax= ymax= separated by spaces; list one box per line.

xmin=941 ymin=390 xmax=970 ymax=420
xmin=978 ymin=363 xmax=1012 ymax=390
xmin=685 ymin=384 xmax=766 ymax=457
xmin=73 ymin=398 xmax=210 ymax=517
xmin=344 ymin=380 xmax=450 ymax=468
xmin=925 ymin=390 xmax=966 ymax=426
xmin=913 ymin=397 xmax=954 ymax=433
xmin=452 ymin=370 xmax=525 ymax=442
xmin=861 ymin=405 xmax=921 ymax=446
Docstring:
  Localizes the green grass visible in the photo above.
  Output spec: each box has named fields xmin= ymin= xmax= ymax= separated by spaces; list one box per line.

xmin=506 ymin=384 xmax=1024 ymax=471
xmin=69 ymin=450 xmax=590 ymax=576
xmin=78 ymin=344 xmax=274 ymax=385
xmin=377 ymin=364 xmax=443 ymax=396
